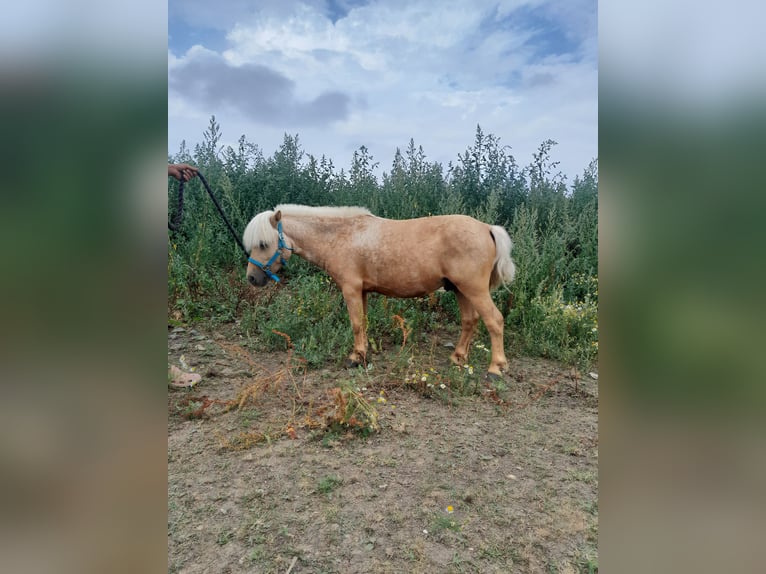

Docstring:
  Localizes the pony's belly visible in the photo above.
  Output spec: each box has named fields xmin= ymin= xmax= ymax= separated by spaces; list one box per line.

xmin=371 ymin=286 xmax=432 ymax=298
xmin=365 ymin=277 xmax=445 ymax=298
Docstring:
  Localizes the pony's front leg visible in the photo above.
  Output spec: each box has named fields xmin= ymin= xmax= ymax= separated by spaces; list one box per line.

xmin=341 ymin=287 xmax=368 ymax=368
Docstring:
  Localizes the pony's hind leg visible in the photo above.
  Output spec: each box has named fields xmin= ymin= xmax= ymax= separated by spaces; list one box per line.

xmin=341 ymin=286 xmax=368 ymax=367
xmin=461 ymin=289 xmax=508 ymax=376
xmin=451 ymin=291 xmax=479 ymax=366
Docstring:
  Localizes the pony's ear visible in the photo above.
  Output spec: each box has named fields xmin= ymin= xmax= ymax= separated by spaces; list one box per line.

xmin=270 ymin=210 xmax=282 ymax=226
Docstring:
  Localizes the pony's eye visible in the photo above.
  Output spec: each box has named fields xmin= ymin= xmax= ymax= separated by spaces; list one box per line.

xmin=259 ymin=241 xmax=269 ymax=250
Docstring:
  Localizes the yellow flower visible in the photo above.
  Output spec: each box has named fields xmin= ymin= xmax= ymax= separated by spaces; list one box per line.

xmin=446 ymin=506 xmax=454 ymax=513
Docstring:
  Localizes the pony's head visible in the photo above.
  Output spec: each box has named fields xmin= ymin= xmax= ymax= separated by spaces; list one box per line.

xmin=242 ymin=209 xmax=292 ymax=286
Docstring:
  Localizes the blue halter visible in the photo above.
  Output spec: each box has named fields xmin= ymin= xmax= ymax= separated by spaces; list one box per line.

xmin=248 ymin=221 xmax=293 ymax=283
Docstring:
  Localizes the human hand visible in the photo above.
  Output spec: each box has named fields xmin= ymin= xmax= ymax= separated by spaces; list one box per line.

xmin=168 ymin=163 xmax=199 ymax=181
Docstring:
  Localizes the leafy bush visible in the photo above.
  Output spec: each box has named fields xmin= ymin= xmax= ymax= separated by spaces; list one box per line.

xmin=511 ymin=285 xmax=598 ymax=370
xmin=168 ymin=118 xmax=598 ymax=371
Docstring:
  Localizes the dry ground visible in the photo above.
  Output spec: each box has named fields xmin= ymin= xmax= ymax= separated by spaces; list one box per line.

xmin=168 ymin=325 xmax=598 ymax=574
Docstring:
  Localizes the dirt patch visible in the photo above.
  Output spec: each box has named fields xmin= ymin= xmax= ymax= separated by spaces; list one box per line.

xmin=168 ymin=325 xmax=598 ymax=573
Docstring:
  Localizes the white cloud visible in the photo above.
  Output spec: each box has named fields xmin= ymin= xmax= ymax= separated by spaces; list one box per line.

xmin=169 ymin=0 xmax=597 ymax=182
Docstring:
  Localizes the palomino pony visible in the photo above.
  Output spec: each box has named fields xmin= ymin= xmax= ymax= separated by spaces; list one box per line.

xmin=243 ymin=204 xmax=516 ymax=377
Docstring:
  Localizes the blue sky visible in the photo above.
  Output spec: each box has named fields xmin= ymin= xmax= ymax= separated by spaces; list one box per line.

xmin=168 ymin=0 xmax=597 ymax=183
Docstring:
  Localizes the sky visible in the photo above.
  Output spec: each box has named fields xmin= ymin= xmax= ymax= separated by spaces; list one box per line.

xmin=168 ymin=0 xmax=597 ymax=183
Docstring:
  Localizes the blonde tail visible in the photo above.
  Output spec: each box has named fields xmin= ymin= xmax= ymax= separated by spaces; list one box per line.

xmin=489 ymin=225 xmax=516 ymax=290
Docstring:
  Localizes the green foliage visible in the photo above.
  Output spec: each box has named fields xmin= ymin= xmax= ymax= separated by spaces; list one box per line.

xmin=403 ymin=362 xmax=485 ymax=402
xmin=512 ymin=286 xmax=598 ymax=371
xmin=168 ymin=117 xmax=598 ymax=371
xmin=431 ymin=514 xmax=461 ymax=532
xmin=317 ymin=475 xmax=343 ymax=494
xmin=239 ymin=267 xmax=352 ymax=366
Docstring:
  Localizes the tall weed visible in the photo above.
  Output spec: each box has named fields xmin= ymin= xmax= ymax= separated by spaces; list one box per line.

xmin=168 ymin=119 xmax=598 ymax=371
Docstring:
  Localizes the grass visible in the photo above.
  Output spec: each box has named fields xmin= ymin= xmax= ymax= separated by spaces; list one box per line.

xmin=431 ymin=514 xmax=461 ymax=533
xmin=172 ymin=265 xmax=597 ymax=376
xmin=321 ymin=382 xmax=381 ymax=435
xmin=581 ymin=557 xmax=599 ymax=574
xmin=324 ymin=506 xmax=341 ymax=523
xmin=478 ymin=543 xmax=514 ymax=560
xmin=239 ymin=408 xmax=261 ymax=427
xmin=317 ymin=475 xmax=343 ymax=494
xmin=566 ymin=469 xmax=597 ymax=484
xmin=320 ymin=429 xmax=342 ymax=448
xmin=576 ymin=546 xmax=599 ymax=574
xmin=582 ymin=499 xmax=598 ymax=516
xmin=448 ymin=552 xmax=471 ymax=572
xmin=216 ymin=529 xmax=234 ymax=546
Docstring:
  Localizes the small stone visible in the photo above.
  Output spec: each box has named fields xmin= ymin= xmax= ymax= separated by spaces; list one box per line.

xmin=589 ymin=372 xmax=598 ymax=380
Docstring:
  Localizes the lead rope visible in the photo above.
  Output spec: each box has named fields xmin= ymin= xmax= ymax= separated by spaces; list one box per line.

xmin=169 ymin=171 xmax=291 ymax=283
xmin=168 ymin=171 xmax=249 ymax=258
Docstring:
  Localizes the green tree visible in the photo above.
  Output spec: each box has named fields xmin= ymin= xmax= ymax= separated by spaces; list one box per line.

xmin=447 ymin=125 xmax=525 ymax=224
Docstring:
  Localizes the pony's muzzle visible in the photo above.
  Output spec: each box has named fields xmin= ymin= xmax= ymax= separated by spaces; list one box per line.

xmin=247 ymin=270 xmax=268 ymax=287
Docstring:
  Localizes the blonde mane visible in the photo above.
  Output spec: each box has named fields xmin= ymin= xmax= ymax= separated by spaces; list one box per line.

xmin=243 ymin=205 xmax=372 ymax=251
xmin=274 ymin=204 xmax=372 ymax=219
xmin=242 ymin=210 xmax=278 ymax=251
